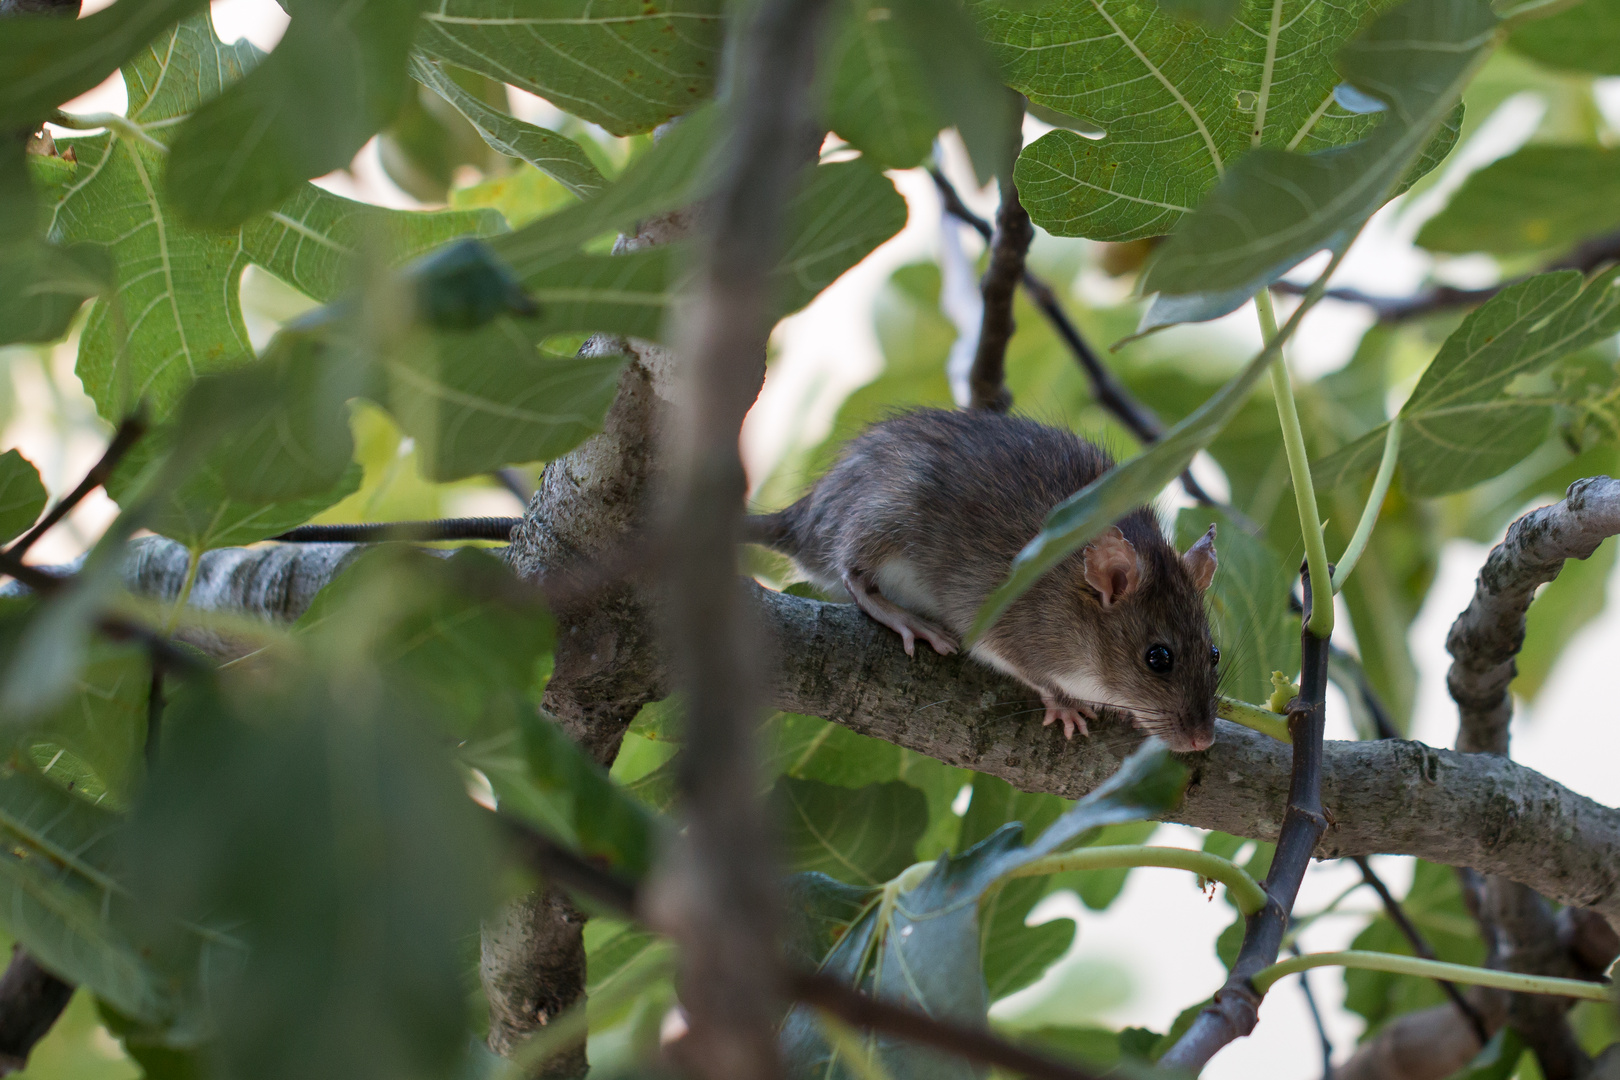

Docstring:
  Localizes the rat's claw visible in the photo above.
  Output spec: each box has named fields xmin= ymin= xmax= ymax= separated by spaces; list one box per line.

xmin=1041 ymin=692 xmax=1093 ymax=741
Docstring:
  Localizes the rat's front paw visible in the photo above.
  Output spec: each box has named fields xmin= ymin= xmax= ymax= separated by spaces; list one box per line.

xmin=1040 ymin=691 xmax=1095 ymax=740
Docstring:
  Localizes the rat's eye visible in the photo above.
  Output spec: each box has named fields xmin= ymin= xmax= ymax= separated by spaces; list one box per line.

xmin=1210 ymin=645 xmax=1220 ymax=667
xmin=1145 ymin=644 xmax=1173 ymax=674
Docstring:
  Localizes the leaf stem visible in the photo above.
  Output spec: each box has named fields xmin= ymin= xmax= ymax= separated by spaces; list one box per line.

xmin=1218 ymin=696 xmax=1292 ymax=742
xmin=1256 ymin=289 xmax=1333 ymax=637
xmin=51 ymin=110 xmax=169 ymax=155
xmin=1332 ymin=418 xmax=1401 ymax=593
xmin=1008 ymin=844 xmax=1268 ymax=916
xmin=1251 ymin=950 xmax=1612 ymax=1000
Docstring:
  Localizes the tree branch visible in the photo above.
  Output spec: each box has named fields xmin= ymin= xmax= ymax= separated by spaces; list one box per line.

xmin=1442 ymin=480 xmax=1620 ymax=1078
xmin=1159 ymin=574 xmax=1331 ymax=1072
xmin=968 ymin=181 xmax=1032 ymax=412
xmin=4 ymin=412 xmax=145 ymax=560
xmin=926 ymin=168 xmax=1224 ymax=508
xmin=1273 ymin=228 xmax=1620 ymax=323
xmin=644 ymin=1 xmax=830 ymax=1077
xmin=1448 ymin=475 xmax=1620 ymax=756
xmin=103 ymin=534 xmax=1620 ymax=934
xmin=0 ymin=947 xmax=74 ymax=1076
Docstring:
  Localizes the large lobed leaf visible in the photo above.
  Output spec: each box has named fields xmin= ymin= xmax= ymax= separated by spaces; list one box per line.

xmin=415 ymin=0 xmax=724 ymax=137
xmin=982 ymin=0 xmax=1404 ymax=243
xmin=166 ymin=0 xmax=431 ymax=227
xmin=1141 ymin=0 xmax=1499 ymax=297
xmin=1417 ymin=145 xmax=1620 ymax=256
xmin=1315 ymin=267 xmax=1620 ymax=497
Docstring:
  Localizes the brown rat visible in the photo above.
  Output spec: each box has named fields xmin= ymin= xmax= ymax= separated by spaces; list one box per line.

xmin=744 ymin=408 xmax=1220 ymax=752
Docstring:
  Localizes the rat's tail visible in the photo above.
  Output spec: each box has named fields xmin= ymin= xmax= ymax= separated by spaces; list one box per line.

xmin=741 ymin=508 xmax=798 ymax=555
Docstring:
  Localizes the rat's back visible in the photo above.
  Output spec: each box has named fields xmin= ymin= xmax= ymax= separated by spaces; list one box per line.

xmin=747 ymin=409 xmax=1116 ymax=624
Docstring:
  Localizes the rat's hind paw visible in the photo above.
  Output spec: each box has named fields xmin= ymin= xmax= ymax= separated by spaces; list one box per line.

xmin=1040 ymin=691 xmax=1095 ymax=740
xmin=841 ymin=570 xmax=959 ymax=657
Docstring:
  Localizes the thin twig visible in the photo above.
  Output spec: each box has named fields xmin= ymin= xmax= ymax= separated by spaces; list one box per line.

xmin=927 ymin=168 xmax=1223 ymax=508
xmin=493 ymin=468 xmax=534 ymax=504
xmin=4 ymin=412 xmax=146 ymax=560
xmin=0 ymin=947 xmax=74 ymax=1076
xmin=1287 ymin=943 xmax=1334 ymax=1080
xmin=1273 ymin=228 xmax=1620 ymax=323
xmin=792 ymin=972 xmax=1107 ymax=1080
xmin=1352 ymin=855 xmax=1490 ymax=1045
xmin=968 ymin=181 xmax=1033 ymax=412
xmin=1160 ymin=564 xmax=1330 ymax=1072
xmin=271 ymin=517 xmax=520 ymax=543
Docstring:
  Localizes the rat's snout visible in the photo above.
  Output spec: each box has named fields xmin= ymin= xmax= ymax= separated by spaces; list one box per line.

xmin=1168 ymin=717 xmax=1216 ymax=753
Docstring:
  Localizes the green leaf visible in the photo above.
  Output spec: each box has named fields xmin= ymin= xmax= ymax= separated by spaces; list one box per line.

xmin=777 ymin=778 xmax=928 ymax=887
xmin=1447 ymin=1029 xmax=1527 ymax=1080
xmin=776 ymin=158 xmax=909 ymax=315
xmin=0 ymin=449 xmax=46 ymax=545
xmin=767 ymin=712 xmax=904 ymax=788
xmin=26 ymin=639 xmax=152 ymax=808
xmin=1509 ymin=0 xmax=1620 ymax=74
xmin=120 ymin=674 xmax=496 ymax=1080
xmin=1515 ymin=535 xmax=1617 ymax=700
xmin=0 ymin=0 xmax=205 ymax=131
xmin=1176 ymin=507 xmax=1299 ymax=703
xmin=384 ymin=327 xmax=628 ymax=481
xmin=37 ymin=16 xmax=503 ymax=423
xmin=415 ymin=0 xmax=724 ymax=137
xmin=780 ymin=743 xmax=1187 ymax=1080
xmin=1141 ymin=0 xmax=1498 ymax=296
xmin=822 ymin=0 xmax=943 ymax=170
xmin=1416 ymin=145 xmax=1620 ymax=256
xmin=1314 ymin=268 xmax=1620 ymax=497
xmin=972 ymin=338 xmax=1279 ymax=639
xmin=296 ymin=546 xmax=555 ymax=736
xmin=519 ymin=708 xmax=658 ymax=876
xmin=0 ymin=238 xmax=111 ymax=348
xmin=166 ymin=0 xmax=430 ymax=227
xmin=410 ymin=55 xmax=607 ymax=198
xmin=491 ymin=104 xmax=720 ymax=278
xmin=985 ymin=0 xmax=1400 ymax=243
xmin=889 ymin=0 xmax=1022 ymax=184
xmin=1154 ymin=0 xmax=1241 ymax=30
xmin=0 ymin=764 xmax=172 ymax=1025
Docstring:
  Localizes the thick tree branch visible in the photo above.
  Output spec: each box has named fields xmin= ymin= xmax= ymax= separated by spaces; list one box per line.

xmin=754 ymin=584 xmax=1620 ymax=929
xmin=1443 ymin=480 xmax=1620 ymax=1078
xmin=968 ymin=182 xmax=1032 ymax=412
xmin=109 ymin=536 xmax=1620 ymax=933
xmin=1448 ymin=475 xmax=1620 ymax=755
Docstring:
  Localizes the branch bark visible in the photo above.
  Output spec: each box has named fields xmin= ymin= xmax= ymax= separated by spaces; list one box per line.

xmin=968 ymin=181 xmax=1032 ymax=412
xmin=109 ymin=538 xmax=1620 ymax=933
xmin=1443 ymin=477 xmax=1620 ymax=1079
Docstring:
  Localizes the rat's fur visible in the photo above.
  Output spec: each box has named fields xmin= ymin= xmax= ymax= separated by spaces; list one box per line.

xmin=745 ymin=409 xmax=1219 ymax=752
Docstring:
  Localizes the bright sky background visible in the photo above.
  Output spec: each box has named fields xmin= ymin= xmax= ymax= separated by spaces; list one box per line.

xmin=14 ymin=2 xmax=1620 ymax=1076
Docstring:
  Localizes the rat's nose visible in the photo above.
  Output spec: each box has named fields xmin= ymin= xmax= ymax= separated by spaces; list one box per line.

xmin=1184 ymin=727 xmax=1215 ymax=752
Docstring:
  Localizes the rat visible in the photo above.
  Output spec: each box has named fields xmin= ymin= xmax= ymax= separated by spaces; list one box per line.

xmin=743 ymin=408 xmax=1220 ymax=753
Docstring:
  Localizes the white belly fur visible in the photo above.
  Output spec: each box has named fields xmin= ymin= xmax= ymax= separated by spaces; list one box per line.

xmin=871 ymin=557 xmax=944 ymax=620
xmin=971 ymin=642 xmax=1115 ymax=708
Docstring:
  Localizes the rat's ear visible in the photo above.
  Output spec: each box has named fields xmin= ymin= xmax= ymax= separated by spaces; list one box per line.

xmin=1083 ymin=527 xmax=1141 ymax=607
xmin=1183 ymin=524 xmax=1217 ymax=592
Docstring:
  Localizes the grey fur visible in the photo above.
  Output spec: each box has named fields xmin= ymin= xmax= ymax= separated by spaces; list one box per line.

xmin=746 ymin=409 xmax=1219 ymax=751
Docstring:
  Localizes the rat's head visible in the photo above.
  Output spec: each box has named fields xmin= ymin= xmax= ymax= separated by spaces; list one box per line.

xmin=1074 ymin=521 xmax=1220 ymax=752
